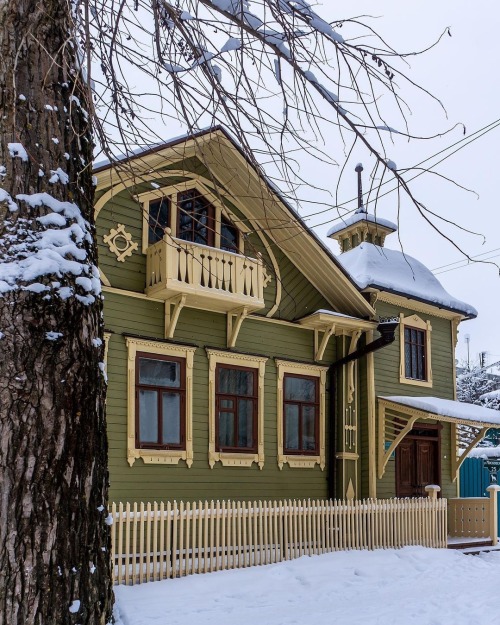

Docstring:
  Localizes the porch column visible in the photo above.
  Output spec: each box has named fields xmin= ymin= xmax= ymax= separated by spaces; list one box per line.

xmin=486 ymin=484 xmax=500 ymax=546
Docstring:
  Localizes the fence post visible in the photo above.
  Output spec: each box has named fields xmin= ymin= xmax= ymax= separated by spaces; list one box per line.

xmin=424 ymin=484 xmax=441 ymax=500
xmin=486 ymin=484 xmax=500 ymax=546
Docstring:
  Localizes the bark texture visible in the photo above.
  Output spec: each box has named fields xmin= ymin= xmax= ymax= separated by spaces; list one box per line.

xmin=0 ymin=1 xmax=113 ymax=623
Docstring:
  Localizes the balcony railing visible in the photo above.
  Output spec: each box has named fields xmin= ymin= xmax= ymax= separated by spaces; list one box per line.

xmin=145 ymin=237 xmax=265 ymax=312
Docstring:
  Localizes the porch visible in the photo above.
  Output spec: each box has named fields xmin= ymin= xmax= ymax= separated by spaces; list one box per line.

xmin=110 ymin=487 xmax=499 ymax=585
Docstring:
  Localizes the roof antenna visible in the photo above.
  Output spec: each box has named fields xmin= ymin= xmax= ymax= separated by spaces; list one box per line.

xmin=355 ymin=163 xmax=366 ymax=214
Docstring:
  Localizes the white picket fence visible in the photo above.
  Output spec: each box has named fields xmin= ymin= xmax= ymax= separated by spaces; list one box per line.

xmin=111 ymin=497 xmax=447 ymax=585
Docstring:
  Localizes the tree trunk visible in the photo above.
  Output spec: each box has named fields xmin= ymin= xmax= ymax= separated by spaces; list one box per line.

xmin=0 ymin=1 xmax=113 ymax=623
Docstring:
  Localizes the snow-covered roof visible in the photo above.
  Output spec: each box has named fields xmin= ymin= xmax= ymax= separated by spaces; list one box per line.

xmin=381 ymin=396 xmax=500 ymax=427
xmin=467 ymin=445 xmax=500 ymax=459
xmin=338 ymin=242 xmax=477 ymax=318
xmin=327 ymin=212 xmax=397 ymax=237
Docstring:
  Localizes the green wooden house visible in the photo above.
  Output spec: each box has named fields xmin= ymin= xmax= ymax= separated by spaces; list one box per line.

xmin=94 ymin=127 xmax=500 ymax=505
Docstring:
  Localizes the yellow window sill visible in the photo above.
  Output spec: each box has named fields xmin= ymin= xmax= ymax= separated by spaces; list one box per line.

xmin=278 ymin=454 xmax=324 ymax=470
xmin=209 ymin=451 xmax=264 ymax=469
xmin=399 ymin=376 xmax=433 ymax=388
xmin=127 ymin=449 xmax=192 ymax=467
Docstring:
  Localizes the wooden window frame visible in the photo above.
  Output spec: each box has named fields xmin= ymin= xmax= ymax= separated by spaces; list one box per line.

xmin=135 ymin=351 xmax=186 ymax=451
xmin=139 ymin=179 xmax=246 ymax=254
xmin=147 ymin=196 xmax=171 ymax=247
xmin=283 ymin=372 xmax=320 ymax=456
xmin=176 ymin=188 xmax=216 ymax=247
xmin=276 ymin=359 xmax=328 ymax=470
xmin=399 ymin=313 xmax=433 ymax=388
xmin=404 ymin=326 xmax=427 ymax=381
xmin=207 ymin=348 xmax=267 ymax=469
xmin=215 ymin=363 xmax=258 ymax=454
xmin=126 ymin=337 xmax=196 ymax=467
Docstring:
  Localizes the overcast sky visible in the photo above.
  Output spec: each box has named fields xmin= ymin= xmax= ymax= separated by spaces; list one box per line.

xmin=305 ymin=0 xmax=500 ymax=367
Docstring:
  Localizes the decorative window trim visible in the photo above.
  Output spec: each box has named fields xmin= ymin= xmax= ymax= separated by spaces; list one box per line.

xmin=139 ymin=180 xmax=247 ymax=253
xmin=126 ymin=337 xmax=196 ymax=467
xmin=276 ymin=359 xmax=328 ymax=470
xmin=207 ymin=349 xmax=267 ymax=469
xmin=399 ymin=313 xmax=433 ymax=388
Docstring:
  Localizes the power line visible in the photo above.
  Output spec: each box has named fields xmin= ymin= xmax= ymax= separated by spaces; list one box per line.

xmin=432 ymin=247 xmax=500 ymax=272
xmin=308 ymin=116 xmax=500 ymax=227
xmin=433 ymin=253 xmax=500 ymax=276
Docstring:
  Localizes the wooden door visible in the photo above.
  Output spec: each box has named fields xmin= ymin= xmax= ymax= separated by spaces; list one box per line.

xmin=396 ymin=434 xmax=440 ymax=497
xmin=396 ymin=439 xmax=415 ymax=497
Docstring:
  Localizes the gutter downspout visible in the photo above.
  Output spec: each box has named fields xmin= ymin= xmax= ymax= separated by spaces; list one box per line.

xmin=327 ymin=318 xmax=399 ymax=500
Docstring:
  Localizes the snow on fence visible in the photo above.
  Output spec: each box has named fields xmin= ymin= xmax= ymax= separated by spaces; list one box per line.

xmin=111 ymin=497 xmax=447 ymax=585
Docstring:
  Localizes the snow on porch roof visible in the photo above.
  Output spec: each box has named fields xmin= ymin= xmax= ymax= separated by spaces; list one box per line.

xmin=380 ymin=396 xmax=500 ymax=428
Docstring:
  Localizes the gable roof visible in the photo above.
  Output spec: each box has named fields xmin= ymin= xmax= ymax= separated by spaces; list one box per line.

xmin=338 ymin=242 xmax=477 ymax=319
xmin=94 ymin=126 xmax=375 ymax=319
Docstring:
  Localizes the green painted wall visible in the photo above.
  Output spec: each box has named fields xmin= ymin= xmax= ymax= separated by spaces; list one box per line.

xmin=368 ymin=300 xmax=457 ymax=499
xmin=104 ymin=292 xmax=335 ymax=503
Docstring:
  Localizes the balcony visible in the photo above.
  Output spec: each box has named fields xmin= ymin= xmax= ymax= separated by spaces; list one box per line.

xmin=145 ymin=238 xmax=265 ymax=312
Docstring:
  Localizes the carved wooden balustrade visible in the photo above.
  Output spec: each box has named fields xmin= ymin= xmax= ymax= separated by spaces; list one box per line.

xmin=145 ymin=237 xmax=265 ymax=312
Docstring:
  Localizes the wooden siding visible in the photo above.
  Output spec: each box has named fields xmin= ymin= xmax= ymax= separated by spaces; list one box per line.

xmin=369 ymin=301 xmax=457 ymax=499
xmin=97 ymin=157 xmax=332 ymax=320
xmin=104 ymin=291 xmax=336 ymax=503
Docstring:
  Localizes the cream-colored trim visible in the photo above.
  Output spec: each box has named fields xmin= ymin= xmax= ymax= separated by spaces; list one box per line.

xmin=451 ymin=426 xmax=490 ymax=481
xmin=103 ymin=332 xmax=112 ymax=387
xmin=399 ymin=313 xmax=433 ymax=388
xmin=99 ymin=268 xmax=111 ymax=287
xmin=366 ymin=330 xmax=377 ymax=497
xmin=102 ymin=285 xmax=164 ymax=302
xmin=164 ymin=294 xmax=187 ymax=339
xmin=206 ymin=349 xmax=267 ymax=469
xmin=378 ymin=397 xmax=498 ymax=481
xmin=375 ymin=290 xmax=466 ymax=321
xmin=299 ymin=311 xmax=377 ymax=333
xmin=276 ymin=359 xmax=328 ymax=470
xmin=335 ymin=452 xmax=359 ymax=460
xmin=125 ymin=337 xmax=197 ymax=468
xmin=103 ymin=223 xmax=138 ymax=262
xmin=95 ymin=129 xmax=375 ymax=318
xmin=227 ymin=307 xmax=249 ymax=348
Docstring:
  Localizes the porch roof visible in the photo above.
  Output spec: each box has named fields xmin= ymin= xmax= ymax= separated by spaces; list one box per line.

xmin=379 ymin=396 xmax=500 ymax=429
xmin=377 ymin=396 xmax=500 ymax=482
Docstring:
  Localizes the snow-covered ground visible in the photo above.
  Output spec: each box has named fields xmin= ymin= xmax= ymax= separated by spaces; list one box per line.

xmin=114 ymin=547 xmax=500 ymax=625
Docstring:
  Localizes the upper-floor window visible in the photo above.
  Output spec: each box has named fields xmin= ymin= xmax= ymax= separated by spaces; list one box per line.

xmin=404 ymin=326 xmax=426 ymax=381
xmin=177 ymin=189 xmax=215 ymax=247
xmin=142 ymin=183 xmax=243 ymax=254
xmin=148 ymin=198 xmax=170 ymax=245
xmin=220 ymin=215 xmax=239 ymax=253
xmin=398 ymin=314 xmax=433 ymax=388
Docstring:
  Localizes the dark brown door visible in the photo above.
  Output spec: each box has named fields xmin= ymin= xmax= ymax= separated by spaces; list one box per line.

xmin=396 ymin=431 xmax=440 ymax=497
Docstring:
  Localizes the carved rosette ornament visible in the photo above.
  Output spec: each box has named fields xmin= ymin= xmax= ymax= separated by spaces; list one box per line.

xmin=103 ymin=223 xmax=138 ymax=262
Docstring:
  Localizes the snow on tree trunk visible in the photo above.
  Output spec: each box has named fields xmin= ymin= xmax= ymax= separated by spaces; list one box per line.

xmin=0 ymin=1 xmax=113 ymax=624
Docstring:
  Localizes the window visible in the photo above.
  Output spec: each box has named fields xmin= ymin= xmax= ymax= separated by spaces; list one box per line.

xmin=207 ymin=349 xmax=267 ymax=468
xmin=126 ymin=337 xmax=196 ymax=467
xmin=141 ymin=182 xmax=247 ymax=255
xmin=216 ymin=365 xmax=257 ymax=452
xmin=136 ymin=353 xmax=185 ymax=449
xmin=220 ymin=215 xmax=240 ymax=253
xmin=177 ymin=189 xmax=215 ymax=247
xmin=148 ymin=198 xmax=170 ymax=245
xmin=283 ymin=374 xmax=319 ymax=455
xmin=404 ymin=327 xmax=426 ymax=381
xmin=276 ymin=360 xmax=327 ymax=470
xmin=399 ymin=314 xmax=432 ymax=388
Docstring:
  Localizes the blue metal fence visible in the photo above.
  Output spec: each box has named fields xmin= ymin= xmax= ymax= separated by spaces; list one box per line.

xmin=460 ymin=457 xmax=500 ymax=536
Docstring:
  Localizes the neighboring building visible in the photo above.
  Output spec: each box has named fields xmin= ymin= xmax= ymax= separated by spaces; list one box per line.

xmin=94 ymin=128 xmax=500 ymax=504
